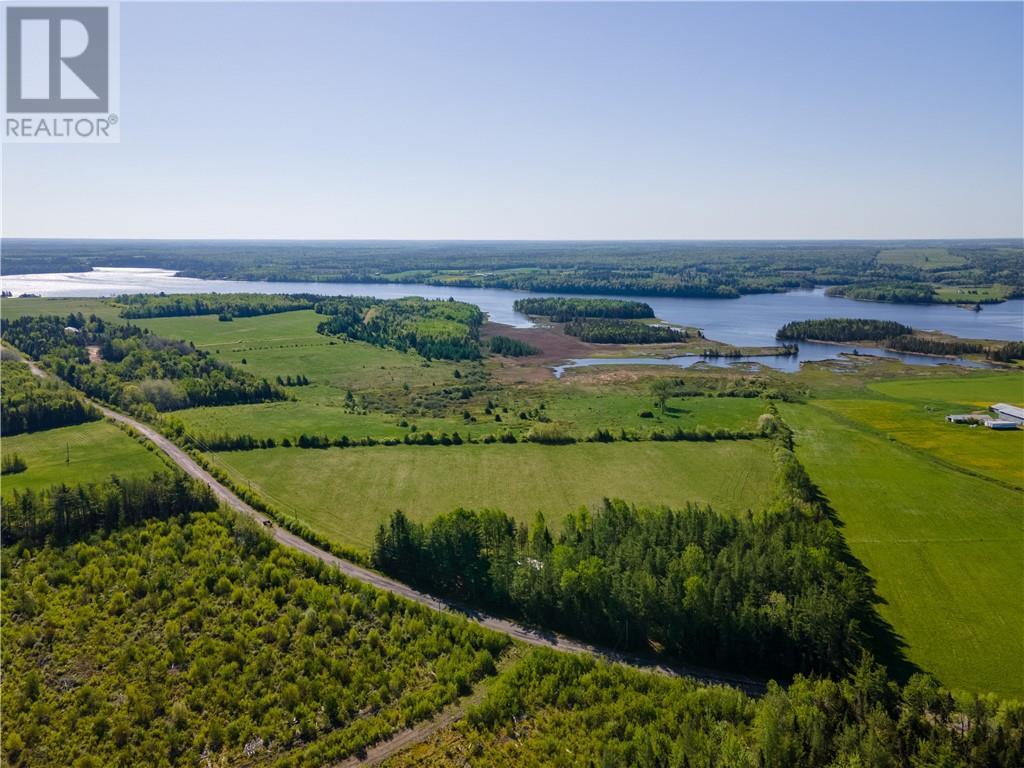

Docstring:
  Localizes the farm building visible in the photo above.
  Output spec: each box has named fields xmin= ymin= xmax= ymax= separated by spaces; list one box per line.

xmin=946 ymin=414 xmax=981 ymax=424
xmin=984 ymin=419 xmax=1019 ymax=431
xmin=990 ymin=403 xmax=1024 ymax=424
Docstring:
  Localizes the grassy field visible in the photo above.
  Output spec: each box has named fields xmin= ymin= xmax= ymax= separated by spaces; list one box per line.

xmin=932 ymin=284 xmax=1017 ymax=303
xmin=849 ymin=374 xmax=1024 ymax=486
xmin=206 ymin=440 xmax=775 ymax=551
xmin=824 ymin=399 xmax=1022 ymax=486
xmin=135 ymin=312 xmax=769 ymax=442
xmin=174 ymin=390 xmax=768 ymax=445
xmin=876 ymin=248 xmax=966 ymax=270
xmin=782 ymin=401 xmax=1023 ymax=698
xmin=0 ymin=296 xmax=123 ymax=322
xmin=542 ymin=391 xmax=768 ymax=434
xmin=2 ymin=420 xmax=169 ymax=497
xmin=134 ymin=310 xmax=466 ymax=391
xmin=869 ymin=373 xmax=1024 ymax=408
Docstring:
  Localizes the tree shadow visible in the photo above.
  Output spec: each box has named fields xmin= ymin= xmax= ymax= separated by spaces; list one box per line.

xmin=806 ymin=481 xmax=920 ymax=684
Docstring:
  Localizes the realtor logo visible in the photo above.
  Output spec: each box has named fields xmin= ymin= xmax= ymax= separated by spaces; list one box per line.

xmin=6 ymin=6 xmax=108 ymax=112
xmin=3 ymin=3 xmax=119 ymax=142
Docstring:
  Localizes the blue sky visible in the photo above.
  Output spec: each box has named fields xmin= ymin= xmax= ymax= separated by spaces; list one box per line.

xmin=3 ymin=1 xmax=1022 ymax=239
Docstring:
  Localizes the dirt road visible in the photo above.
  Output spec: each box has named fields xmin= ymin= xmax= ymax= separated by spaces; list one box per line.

xmin=20 ymin=356 xmax=765 ymax=695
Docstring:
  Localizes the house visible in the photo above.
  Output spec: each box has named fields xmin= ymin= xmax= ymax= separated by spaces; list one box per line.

xmin=990 ymin=403 xmax=1024 ymax=424
xmin=984 ymin=419 xmax=1019 ymax=431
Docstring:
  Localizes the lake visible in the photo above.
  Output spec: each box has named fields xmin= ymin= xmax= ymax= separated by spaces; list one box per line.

xmin=4 ymin=267 xmax=1021 ymax=372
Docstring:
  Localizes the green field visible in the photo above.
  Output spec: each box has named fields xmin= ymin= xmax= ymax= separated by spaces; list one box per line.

xmin=824 ymin=399 xmax=1022 ymax=486
xmin=850 ymin=374 xmax=1024 ymax=486
xmin=175 ymin=390 xmax=768 ymax=446
xmin=137 ymin=312 xmax=768 ymax=443
xmin=1 ymin=420 xmax=169 ymax=497
xmin=876 ymin=248 xmax=966 ymax=270
xmin=542 ymin=391 xmax=768 ymax=434
xmin=870 ymin=373 xmax=1024 ymax=408
xmin=206 ymin=440 xmax=775 ymax=550
xmin=0 ymin=296 xmax=123 ymax=322
xmin=135 ymin=310 xmax=465 ymax=389
xmin=782 ymin=401 xmax=1023 ymax=697
xmin=932 ymin=284 xmax=1017 ymax=304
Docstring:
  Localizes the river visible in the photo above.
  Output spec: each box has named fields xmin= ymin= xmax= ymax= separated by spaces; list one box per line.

xmin=3 ymin=267 xmax=1021 ymax=372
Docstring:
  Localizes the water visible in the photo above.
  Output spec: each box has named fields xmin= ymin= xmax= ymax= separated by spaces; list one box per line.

xmin=4 ymin=267 xmax=1021 ymax=372
xmin=552 ymin=342 xmax=990 ymax=379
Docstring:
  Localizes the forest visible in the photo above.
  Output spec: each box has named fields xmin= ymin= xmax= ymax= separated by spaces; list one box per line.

xmin=1 ymin=473 xmax=216 ymax=545
xmin=397 ymin=648 xmax=1024 ymax=768
xmin=0 ymin=314 xmax=285 ymax=412
xmin=486 ymin=336 xmax=538 ymax=357
xmin=1 ymin=361 xmax=99 ymax=435
xmin=512 ymin=297 xmax=654 ymax=321
xmin=990 ymin=341 xmax=1024 ymax=362
xmin=564 ymin=318 xmax=688 ymax=344
xmin=774 ymin=318 xmax=1024 ymax=359
xmin=372 ymin=415 xmax=876 ymax=678
xmin=825 ymin=283 xmax=938 ymax=303
xmin=0 ymin=506 xmax=507 ymax=768
xmin=116 ymin=293 xmax=318 ymax=319
xmin=776 ymin=318 xmax=914 ymax=342
xmin=314 ymin=296 xmax=484 ymax=361
xmin=885 ymin=335 xmax=986 ymax=357
xmin=5 ymin=239 xmax=1021 ymax=303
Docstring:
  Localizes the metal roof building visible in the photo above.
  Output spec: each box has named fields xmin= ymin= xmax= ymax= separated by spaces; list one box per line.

xmin=990 ymin=403 xmax=1024 ymax=424
xmin=985 ymin=419 xmax=1019 ymax=430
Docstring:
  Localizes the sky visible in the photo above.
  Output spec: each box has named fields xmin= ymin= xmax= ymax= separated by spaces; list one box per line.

xmin=3 ymin=1 xmax=1022 ymax=240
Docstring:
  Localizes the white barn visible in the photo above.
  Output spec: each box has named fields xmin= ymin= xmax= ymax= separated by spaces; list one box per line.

xmin=990 ymin=403 xmax=1024 ymax=424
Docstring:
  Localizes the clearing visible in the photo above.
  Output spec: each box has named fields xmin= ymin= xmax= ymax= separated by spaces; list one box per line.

xmin=204 ymin=440 xmax=776 ymax=551
xmin=2 ymin=420 xmax=168 ymax=497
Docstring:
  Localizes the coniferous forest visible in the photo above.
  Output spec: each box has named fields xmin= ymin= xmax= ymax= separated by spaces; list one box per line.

xmin=564 ymin=318 xmax=688 ymax=344
xmin=776 ymin=318 xmax=914 ymax=342
xmin=513 ymin=297 xmax=655 ymax=321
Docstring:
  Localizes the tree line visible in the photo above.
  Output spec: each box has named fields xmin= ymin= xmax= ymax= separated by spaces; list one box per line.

xmin=1 ymin=472 xmax=217 ymax=545
xmin=513 ymin=297 xmax=654 ymax=321
xmin=886 ymin=334 xmax=986 ymax=356
xmin=1 ymin=361 xmax=99 ymax=435
xmin=1 ymin=314 xmax=285 ymax=412
xmin=186 ymin=420 xmax=762 ymax=453
xmin=487 ymin=335 xmax=538 ymax=357
xmin=116 ymin=292 xmax=318 ymax=319
xmin=989 ymin=341 xmax=1024 ymax=362
xmin=565 ymin=318 xmax=687 ymax=344
xmin=777 ymin=318 xmax=914 ymax=342
xmin=825 ymin=283 xmax=937 ymax=303
xmin=776 ymin=317 xmax=1024 ymax=359
xmin=275 ymin=374 xmax=311 ymax=386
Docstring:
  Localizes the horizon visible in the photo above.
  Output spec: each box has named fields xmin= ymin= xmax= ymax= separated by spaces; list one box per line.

xmin=5 ymin=236 xmax=1024 ymax=245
